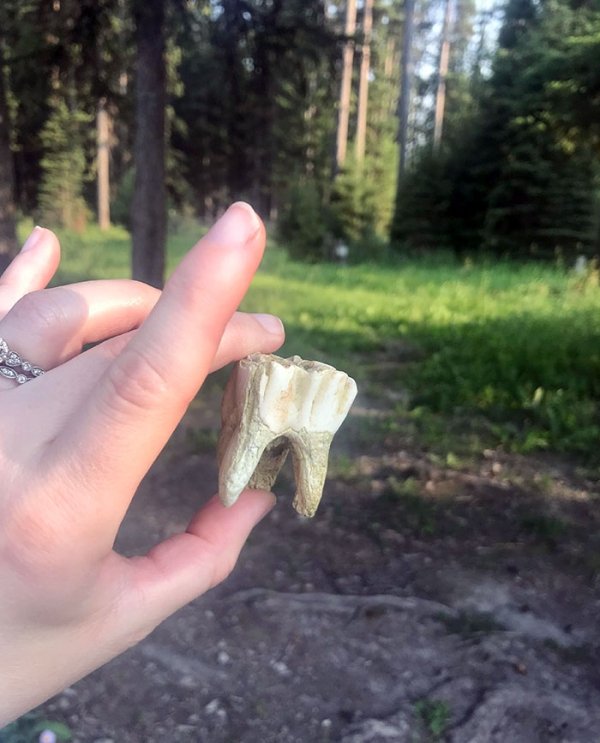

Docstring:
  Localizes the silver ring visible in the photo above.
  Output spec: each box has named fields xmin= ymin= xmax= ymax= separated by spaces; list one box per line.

xmin=0 ymin=337 xmax=45 ymax=384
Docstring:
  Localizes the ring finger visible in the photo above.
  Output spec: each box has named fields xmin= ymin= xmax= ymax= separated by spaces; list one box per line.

xmin=0 ymin=280 xmax=159 ymax=387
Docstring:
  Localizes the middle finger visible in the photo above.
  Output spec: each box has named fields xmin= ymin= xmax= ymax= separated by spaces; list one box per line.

xmin=0 ymin=280 xmax=159 ymax=378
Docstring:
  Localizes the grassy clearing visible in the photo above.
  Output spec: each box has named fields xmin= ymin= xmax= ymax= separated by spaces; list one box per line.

xmin=29 ymin=221 xmax=600 ymax=463
xmin=252 ymin=247 xmax=600 ymax=461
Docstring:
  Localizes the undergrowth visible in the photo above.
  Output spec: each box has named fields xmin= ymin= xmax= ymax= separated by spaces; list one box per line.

xmin=23 ymin=220 xmax=600 ymax=464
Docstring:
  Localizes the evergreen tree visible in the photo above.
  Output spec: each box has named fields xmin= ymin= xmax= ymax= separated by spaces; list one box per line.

xmin=391 ymin=0 xmax=600 ymax=258
xmin=482 ymin=0 xmax=597 ymax=255
xmin=38 ymin=98 xmax=90 ymax=230
xmin=174 ymin=0 xmax=339 ymax=220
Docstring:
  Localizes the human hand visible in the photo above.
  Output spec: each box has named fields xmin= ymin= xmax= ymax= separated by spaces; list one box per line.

xmin=0 ymin=204 xmax=284 ymax=725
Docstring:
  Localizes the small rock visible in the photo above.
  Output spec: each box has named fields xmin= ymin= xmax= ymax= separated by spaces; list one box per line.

xmin=271 ymin=660 xmax=291 ymax=677
xmin=217 ymin=650 xmax=230 ymax=665
xmin=205 ymin=698 xmax=221 ymax=715
xmin=341 ymin=716 xmax=411 ymax=742
xmin=180 ymin=674 xmax=197 ymax=689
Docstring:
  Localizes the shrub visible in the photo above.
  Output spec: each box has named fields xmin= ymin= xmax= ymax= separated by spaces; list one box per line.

xmin=110 ymin=168 xmax=135 ymax=228
xmin=277 ymin=179 xmax=330 ymax=262
xmin=38 ymin=98 xmax=91 ymax=231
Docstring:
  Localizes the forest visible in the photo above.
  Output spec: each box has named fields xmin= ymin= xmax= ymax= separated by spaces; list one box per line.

xmin=0 ymin=0 xmax=598 ymax=283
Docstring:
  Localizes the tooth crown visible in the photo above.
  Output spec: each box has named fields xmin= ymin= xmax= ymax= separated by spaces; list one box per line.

xmin=218 ymin=354 xmax=357 ymax=517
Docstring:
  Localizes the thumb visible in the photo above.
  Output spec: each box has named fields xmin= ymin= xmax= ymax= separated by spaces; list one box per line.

xmin=120 ymin=490 xmax=275 ymax=632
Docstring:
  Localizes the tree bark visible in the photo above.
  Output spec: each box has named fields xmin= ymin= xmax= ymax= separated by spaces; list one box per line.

xmin=0 ymin=45 xmax=18 ymax=273
xmin=355 ymin=0 xmax=373 ymax=164
xmin=223 ymin=0 xmax=249 ymax=203
xmin=97 ymin=99 xmax=111 ymax=230
xmin=398 ymin=0 xmax=416 ymax=177
xmin=335 ymin=0 xmax=357 ymax=172
xmin=433 ymin=0 xmax=452 ymax=153
xmin=131 ymin=0 xmax=166 ymax=288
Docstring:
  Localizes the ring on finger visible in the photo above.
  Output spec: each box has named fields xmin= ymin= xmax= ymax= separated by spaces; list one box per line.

xmin=0 ymin=337 xmax=45 ymax=384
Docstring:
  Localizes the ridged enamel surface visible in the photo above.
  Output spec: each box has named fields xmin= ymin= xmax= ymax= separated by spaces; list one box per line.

xmin=217 ymin=354 xmax=357 ymax=517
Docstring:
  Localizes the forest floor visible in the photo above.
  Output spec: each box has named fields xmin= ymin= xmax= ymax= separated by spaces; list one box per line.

xmin=30 ymin=362 xmax=600 ymax=743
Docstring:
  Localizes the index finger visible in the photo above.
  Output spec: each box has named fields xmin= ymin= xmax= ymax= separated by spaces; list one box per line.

xmin=54 ymin=203 xmax=266 ymax=506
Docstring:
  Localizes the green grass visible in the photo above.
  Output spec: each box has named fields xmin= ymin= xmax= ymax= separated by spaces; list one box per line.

xmin=414 ymin=698 xmax=451 ymax=739
xmin=253 ymin=247 xmax=600 ymax=461
xmin=0 ymin=714 xmax=72 ymax=742
xmin=22 ymin=221 xmax=600 ymax=462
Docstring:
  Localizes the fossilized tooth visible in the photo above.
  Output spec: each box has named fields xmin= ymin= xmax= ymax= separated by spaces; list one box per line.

xmin=217 ymin=353 xmax=358 ymax=517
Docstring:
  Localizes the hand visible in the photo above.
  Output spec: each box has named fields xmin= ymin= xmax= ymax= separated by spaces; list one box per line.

xmin=0 ymin=204 xmax=284 ymax=725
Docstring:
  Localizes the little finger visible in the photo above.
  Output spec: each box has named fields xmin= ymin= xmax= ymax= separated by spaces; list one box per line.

xmin=0 ymin=228 xmax=60 ymax=319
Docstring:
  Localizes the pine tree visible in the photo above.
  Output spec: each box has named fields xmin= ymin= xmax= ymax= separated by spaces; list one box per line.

xmin=38 ymin=98 xmax=90 ymax=230
xmin=391 ymin=0 xmax=600 ymax=258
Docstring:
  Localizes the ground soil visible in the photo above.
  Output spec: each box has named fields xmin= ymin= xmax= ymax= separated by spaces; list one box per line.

xmin=36 ymin=371 xmax=600 ymax=743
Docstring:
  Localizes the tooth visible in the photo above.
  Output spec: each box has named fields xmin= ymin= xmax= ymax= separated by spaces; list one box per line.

xmin=217 ymin=354 xmax=357 ymax=516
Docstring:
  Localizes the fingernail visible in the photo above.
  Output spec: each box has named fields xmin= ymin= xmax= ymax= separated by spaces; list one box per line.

xmin=254 ymin=313 xmax=284 ymax=336
xmin=20 ymin=226 xmax=44 ymax=253
xmin=209 ymin=202 xmax=262 ymax=246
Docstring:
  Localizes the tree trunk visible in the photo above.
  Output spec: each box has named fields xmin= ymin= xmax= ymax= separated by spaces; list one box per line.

xmin=252 ymin=9 xmax=276 ymax=216
xmin=97 ymin=99 xmax=111 ymax=230
xmin=433 ymin=0 xmax=452 ymax=153
xmin=355 ymin=0 xmax=373 ymax=164
xmin=223 ymin=0 xmax=249 ymax=203
xmin=398 ymin=0 xmax=416 ymax=177
xmin=131 ymin=0 xmax=166 ymax=288
xmin=335 ymin=0 xmax=357 ymax=172
xmin=0 ymin=45 xmax=18 ymax=273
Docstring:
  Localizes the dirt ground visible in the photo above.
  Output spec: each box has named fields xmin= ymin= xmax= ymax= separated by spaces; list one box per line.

xmin=36 ymin=372 xmax=600 ymax=743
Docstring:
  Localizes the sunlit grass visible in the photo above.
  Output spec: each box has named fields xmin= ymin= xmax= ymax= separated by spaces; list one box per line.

xmin=250 ymin=247 xmax=600 ymax=458
xmin=23 ymin=220 xmax=600 ymax=460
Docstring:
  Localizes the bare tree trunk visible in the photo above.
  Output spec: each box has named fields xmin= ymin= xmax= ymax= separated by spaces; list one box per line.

xmin=0 ymin=45 xmax=17 ymax=273
xmin=384 ymin=36 xmax=395 ymax=79
xmin=97 ymin=99 xmax=111 ymax=230
xmin=131 ymin=0 xmax=166 ymax=288
xmin=355 ymin=0 xmax=373 ymax=164
xmin=335 ymin=0 xmax=357 ymax=172
xmin=398 ymin=0 xmax=416 ymax=177
xmin=433 ymin=0 xmax=452 ymax=153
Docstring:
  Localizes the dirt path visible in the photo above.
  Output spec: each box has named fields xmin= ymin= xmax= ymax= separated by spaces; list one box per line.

xmin=34 ymin=378 xmax=600 ymax=742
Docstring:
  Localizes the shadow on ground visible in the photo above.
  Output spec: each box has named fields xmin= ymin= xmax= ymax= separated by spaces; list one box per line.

xmin=26 ymin=371 xmax=600 ymax=743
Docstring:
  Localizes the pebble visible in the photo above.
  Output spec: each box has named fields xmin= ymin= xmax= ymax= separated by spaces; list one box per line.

xmin=217 ymin=650 xmax=230 ymax=665
xmin=271 ymin=660 xmax=291 ymax=677
xmin=205 ymin=699 xmax=221 ymax=715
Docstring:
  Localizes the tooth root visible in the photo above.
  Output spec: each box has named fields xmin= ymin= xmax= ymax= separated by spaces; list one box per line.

xmin=218 ymin=424 xmax=274 ymax=507
xmin=289 ymin=432 xmax=333 ymax=518
xmin=248 ymin=436 xmax=290 ymax=492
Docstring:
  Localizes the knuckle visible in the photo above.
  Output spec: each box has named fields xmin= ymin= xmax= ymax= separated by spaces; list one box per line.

xmin=12 ymin=288 xmax=72 ymax=335
xmin=205 ymin=540 xmax=237 ymax=586
xmin=105 ymin=345 xmax=172 ymax=414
